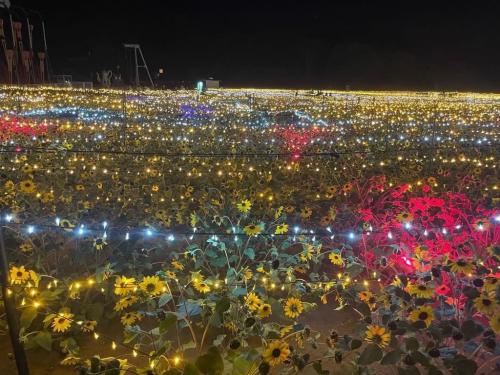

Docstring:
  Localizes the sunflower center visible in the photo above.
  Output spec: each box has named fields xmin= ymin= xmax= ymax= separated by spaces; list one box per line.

xmin=482 ymin=299 xmax=492 ymax=306
xmin=146 ymin=283 xmax=155 ymax=292
xmin=419 ymin=312 xmax=428 ymax=320
xmin=58 ymin=318 xmax=66 ymax=324
xmin=272 ymin=348 xmax=281 ymax=358
xmin=457 ymin=260 xmax=466 ymax=266
xmin=418 ymin=285 xmax=426 ymax=291
xmin=16 ymin=271 xmax=23 ymax=277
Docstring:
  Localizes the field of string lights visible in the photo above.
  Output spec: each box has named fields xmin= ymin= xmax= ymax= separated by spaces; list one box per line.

xmin=0 ymin=86 xmax=499 ymax=374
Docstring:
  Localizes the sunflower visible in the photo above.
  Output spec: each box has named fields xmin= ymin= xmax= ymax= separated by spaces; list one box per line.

xmin=165 ymin=270 xmax=177 ymax=279
xmin=19 ymin=242 xmax=33 ymax=253
xmin=262 ymin=340 xmax=290 ymax=366
xmin=365 ymin=325 xmax=391 ymax=348
xmin=151 ymin=185 xmax=159 ymax=192
xmin=284 ymin=205 xmax=294 ymax=214
xmin=396 ymin=212 xmax=413 ymax=223
xmin=450 ymin=259 xmax=473 ymax=274
xmin=52 ymin=313 xmax=74 ymax=332
xmin=4 ymin=180 xmax=15 ymax=190
xmin=328 ymin=252 xmax=344 ymax=266
xmin=114 ymin=295 xmax=138 ymax=311
xmin=139 ymin=276 xmax=164 ymax=296
xmin=121 ymin=312 xmax=141 ymax=326
xmin=300 ymin=245 xmax=314 ymax=262
xmin=407 ymin=283 xmax=434 ymax=298
xmin=259 ymin=303 xmax=272 ymax=318
xmin=275 ymin=223 xmax=288 ymax=234
xmin=241 ymin=267 xmax=253 ymax=281
xmin=93 ymin=237 xmax=107 ymax=250
xmin=358 ymin=290 xmax=374 ymax=303
xmin=300 ymin=207 xmax=312 ymax=219
xmin=245 ymin=292 xmax=262 ymax=311
xmin=490 ymin=311 xmax=500 ymax=333
xmin=81 ymin=320 xmax=97 ymax=333
xmin=193 ymin=280 xmax=210 ymax=293
xmin=319 ymin=216 xmax=331 ymax=227
xmin=342 ymin=182 xmax=353 ymax=193
xmin=171 ymin=260 xmax=184 ymax=271
xmin=59 ymin=219 xmax=75 ymax=232
xmin=236 ymin=199 xmax=252 ymax=213
xmin=409 ymin=305 xmax=434 ymax=327
xmin=284 ymin=297 xmax=304 ymax=319
xmin=60 ymin=356 xmax=82 ymax=366
xmin=9 ymin=265 xmax=30 ymax=284
xmin=484 ymin=277 xmax=498 ymax=293
xmin=40 ymin=191 xmax=54 ymax=203
xmin=474 ymin=294 xmax=497 ymax=315
xmin=114 ymin=276 xmax=136 ymax=295
xmin=274 ymin=206 xmax=284 ymax=219
xmin=244 ymin=224 xmax=262 ymax=236
xmin=75 ymin=184 xmax=85 ymax=192
xmin=19 ymin=180 xmax=36 ymax=194
xmin=21 ymin=164 xmax=33 ymax=174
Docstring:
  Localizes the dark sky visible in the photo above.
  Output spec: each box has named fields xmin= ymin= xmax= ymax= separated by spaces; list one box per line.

xmin=8 ymin=0 xmax=500 ymax=90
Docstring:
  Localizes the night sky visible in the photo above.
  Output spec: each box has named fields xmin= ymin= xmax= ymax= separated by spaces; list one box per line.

xmin=8 ymin=1 xmax=500 ymax=91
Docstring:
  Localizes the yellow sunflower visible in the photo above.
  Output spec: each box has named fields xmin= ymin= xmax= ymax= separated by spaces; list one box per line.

xmin=275 ymin=224 xmax=288 ymax=234
xmin=139 ymin=276 xmax=164 ymax=296
xmin=121 ymin=312 xmax=141 ymax=326
xmin=245 ymin=292 xmax=262 ymax=311
xmin=171 ymin=260 xmax=184 ymax=271
xmin=262 ymin=340 xmax=290 ymax=366
xmin=4 ymin=180 xmax=15 ymax=190
xmin=244 ymin=224 xmax=262 ymax=236
xmin=284 ymin=297 xmax=304 ymax=319
xmin=19 ymin=180 xmax=36 ymax=194
xmin=60 ymin=356 xmax=82 ymax=366
xmin=328 ymin=252 xmax=344 ymax=266
xmin=396 ymin=212 xmax=413 ymax=223
xmin=93 ymin=237 xmax=107 ymax=251
xmin=9 ymin=265 xmax=30 ymax=284
xmin=114 ymin=276 xmax=136 ymax=295
xmin=236 ymin=199 xmax=252 ymax=213
xmin=300 ymin=207 xmax=313 ymax=219
xmin=19 ymin=242 xmax=33 ymax=253
xmin=81 ymin=320 xmax=97 ymax=333
xmin=193 ymin=280 xmax=210 ymax=294
xmin=300 ymin=244 xmax=314 ymax=262
xmin=241 ymin=267 xmax=253 ymax=281
xmin=474 ymin=294 xmax=497 ymax=315
xmin=450 ymin=259 xmax=474 ymax=274
xmin=365 ymin=325 xmax=391 ymax=348
xmin=490 ymin=311 xmax=500 ymax=333
xmin=114 ymin=295 xmax=138 ymax=311
xmin=52 ymin=313 xmax=74 ymax=332
xmin=259 ymin=303 xmax=272 ymax=318
xmin=407 ymin=283 xmax=434 ymax=298
xmin=409 ymin=305 xmax=434 ymax=327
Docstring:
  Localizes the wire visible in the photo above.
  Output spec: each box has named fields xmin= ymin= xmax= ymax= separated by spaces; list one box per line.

xmin=0 ymin=142 xmax=497 ymax=158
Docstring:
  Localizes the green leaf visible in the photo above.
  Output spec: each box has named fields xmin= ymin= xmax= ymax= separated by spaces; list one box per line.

xmin=350 ymin=338 xmax=362 ymax=350
xmin=20 ymin=307 xmax=38 ymax=329
xmin=195 ymin=346 xmax=224 ymax=375
xmin=159 ymin=293 xmax=173 ymax=307
xmin=312 ymin=360 xmax=329 ymax=374
xmin=451 ymin=358 xmax=478 ymax=375
xmin=215 ymin=297 xmax=230 ymax=315
xmin=405 ymin=337 xmax=419 ymax=352
xmin=183 ymin=363 xmax=201 ymax=375
xmin=358 ymin=343 xmax=383 ymax=365
xmin=231 ymin=356 xmax=255 ymax=375
xmin=232 ymin=287 xmax=247 ymax=297
xmin=381 ymin=349 xmax=402 ymax=365
xmin=461 ymin=319 xmax=483 ymax=340
xmin=159 ymin=313 xmax=178 ymax=334
xmin=243 ymin=248 xmax=255 ymax=260
xmin=346 ymin=262 xmax=364 ymax=278
xmin=34 ymin=331 xmax=52 ymax=351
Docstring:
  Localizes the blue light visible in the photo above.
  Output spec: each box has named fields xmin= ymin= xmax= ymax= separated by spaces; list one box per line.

xmin=348 ymin=232 xmax=355 ymax=240
xmin=27 ymin=225 xmax=35 ymax=234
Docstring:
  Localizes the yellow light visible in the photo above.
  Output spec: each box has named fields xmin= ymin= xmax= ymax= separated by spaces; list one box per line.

xmin=173 ymin=356 xmax=181 ymax=365
xmin=112 ymin=341 xmax=117 ymax=350
xmin=94 ymin=332 xmax=99 ymax=340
